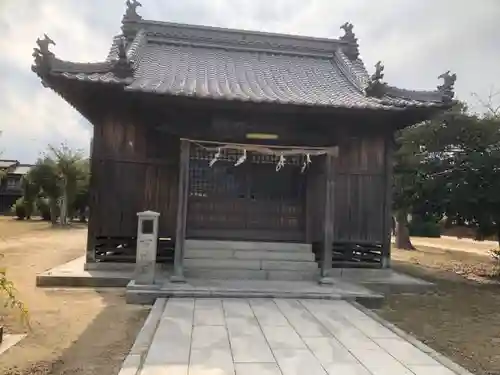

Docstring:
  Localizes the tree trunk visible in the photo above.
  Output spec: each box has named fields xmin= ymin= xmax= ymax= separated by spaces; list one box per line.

xmin=49 ymin=198 xmax=58 ymax=225
xmin=496 ymin=221 xmax=500 ymax=250
xmin=395 ymin=210 xmax=415 ymax=250
xmin=60 ymin=178 xmax=69 ymax=226
xmin=78 ymin=207 xmax=87 ymax=223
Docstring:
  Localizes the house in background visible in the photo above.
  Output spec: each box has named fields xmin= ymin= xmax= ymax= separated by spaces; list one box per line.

xmin=0 ymin=160 xmax=32 ymax=213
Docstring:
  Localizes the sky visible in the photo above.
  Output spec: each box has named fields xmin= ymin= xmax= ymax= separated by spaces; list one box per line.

xmin=0 ymin=0 xmax=499 ymax=163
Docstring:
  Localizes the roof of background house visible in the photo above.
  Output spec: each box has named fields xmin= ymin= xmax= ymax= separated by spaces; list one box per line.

xmin=0 ymin=160 xmax=32 ymax=175
xmin=31 ymin=1 xmax=456 ymax=111
xmin=11 ymin=165 xmax=32 ymax=175
xmin=0 ymin=159 xmax=19 ymax=169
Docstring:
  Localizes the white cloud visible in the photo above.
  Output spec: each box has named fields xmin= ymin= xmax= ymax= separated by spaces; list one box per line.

xmin=1 ymin=0 xmax=499 ymax=162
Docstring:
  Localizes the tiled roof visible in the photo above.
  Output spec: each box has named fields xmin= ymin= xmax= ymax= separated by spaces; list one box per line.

xmin=0 ymin=160 xmax=18 ymax=169
xmin=12 ymin=165 xmax=32 ymax=175
xmin=125 ymin=44 xmax=393 ymax=109
xmin=32 ymin=16 xmax=452 ymax=111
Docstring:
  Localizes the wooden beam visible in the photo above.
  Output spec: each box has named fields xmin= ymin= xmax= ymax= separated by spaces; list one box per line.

xmin=86 ymin=134 xmax=97 ymax=264
xmin=320 ymin=154 xmax=335 ymax=281
xmin=171 ymin=139 xmax=190 ymax=282
xmin=381 ymin=133 xmax=395 ymax=268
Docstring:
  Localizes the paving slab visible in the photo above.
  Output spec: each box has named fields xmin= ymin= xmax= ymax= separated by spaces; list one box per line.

xmin=125 ymin=298 xmax=472 ymax=375
xmin=234 ymin=363 xmax=281 ymax=375
xmin=0 ymin=334 xmax=26 ymax=356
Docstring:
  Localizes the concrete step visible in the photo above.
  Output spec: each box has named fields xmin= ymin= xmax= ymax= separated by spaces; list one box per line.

xmin=185 ymin=240 xmax=311 ymax=253
xmin=184 ymin=258 xmax=318 ymax=271
xmin=261 ymin=260 xmax=318 ymax=271
xmin=184 ymin=249 xmax=315 ymax=262
xmin=184 ymin=268 xmax=319 ymax=281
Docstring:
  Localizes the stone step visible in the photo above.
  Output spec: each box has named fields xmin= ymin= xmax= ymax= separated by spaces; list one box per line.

xmin=261 ymin=260 xmax=318 ymax=271
xmin=184 ymin=249 xmax=315 ymax=262
xmin=184 ymin=258 xmax=318 ymax=271
xmin=184 ymin=268 xmax=319 ymax=281
xmin=185 ymin=240 xmax=311 ymax=253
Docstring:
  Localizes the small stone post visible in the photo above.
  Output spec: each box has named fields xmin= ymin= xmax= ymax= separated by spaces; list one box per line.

xmin=135 ymin=210 xmax=160 ymax=285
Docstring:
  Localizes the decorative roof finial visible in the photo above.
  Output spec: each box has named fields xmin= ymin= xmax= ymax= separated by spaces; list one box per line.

xmin=437 ymin=70 xmax=457 ymax=102
xmin=124 ymin=0 xmax=142 ymax=21
xmin=365 ymin=61 xmax=387 ymax=98
xmin=339 ymin=22 xmax=359 ymax=61
xmin=117 ymin=36 xmax=128 ymax=61
xmin=32 ymin=34 xmax=56 ymax=77
xmin=371 ymin=61 xmax=384 ymax=82
xmin=340 ymin=22 xmax=355 ymax=40
xmin=112 ymin=36 xmax=134 ymax=79
xmin=36 ymin=34 xmax=56 ymax=55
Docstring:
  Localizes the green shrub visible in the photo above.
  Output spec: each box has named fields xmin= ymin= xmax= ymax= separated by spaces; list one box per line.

xmin=409 ymin=217 xmax=441 ymax=238
xmin=36 ymin=197 xmax=51 ymax=221
xmin=11 ymin=197 xmax=26 ymax=220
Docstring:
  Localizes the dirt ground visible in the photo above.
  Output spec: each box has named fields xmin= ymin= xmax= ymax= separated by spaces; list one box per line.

xmin=2 ymin=215 xmax=499 ymax=375
xmin=0 ymin=216 xmax=149 ymax=375
xmin=378 ymin=243 xmax=500 ymax=375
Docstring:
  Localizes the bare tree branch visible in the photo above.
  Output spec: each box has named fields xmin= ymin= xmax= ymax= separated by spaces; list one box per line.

xmin=471 ymin=86 xmax=500 ymax=118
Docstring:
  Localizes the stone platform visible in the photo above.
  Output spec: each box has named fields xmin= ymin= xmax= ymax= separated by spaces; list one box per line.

xmin=36 ymin=256 xmax=168 ymax=287
xmin=118 ymin=298 xmax=471 ymax=375
xmin=37 ymin=257 xmax=432 ymax=302
xmin=125 ymin=278 xmax=384 ymax=307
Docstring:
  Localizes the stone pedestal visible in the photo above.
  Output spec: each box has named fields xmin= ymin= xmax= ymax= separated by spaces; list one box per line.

xmin=135 ymin=211 xmax=160 ymax=285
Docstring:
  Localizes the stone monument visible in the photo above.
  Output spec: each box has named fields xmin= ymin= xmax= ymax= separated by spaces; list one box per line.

xmin=135 ymin=210 xmax=160 ymax=285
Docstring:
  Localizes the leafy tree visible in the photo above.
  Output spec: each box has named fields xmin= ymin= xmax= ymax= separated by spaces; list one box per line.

xmin=72 ymin=159 xmax=90 ymax=222
xmin=21 ymin=174 xmax=38 ymax=219
xmin=28 ymin=157 xmax=61 ymax=224
xmin=48 ymin=144 xmax=86 ymax=226
xmin=436 ymin=111 xmax=500 ymax=246
xmin=392 ymin=104 xmax=465 ymax=249
xmin=27 ymin=144 xmax=88 ymax=225
xmin=393 ymin=94 xmax=500 ymax=249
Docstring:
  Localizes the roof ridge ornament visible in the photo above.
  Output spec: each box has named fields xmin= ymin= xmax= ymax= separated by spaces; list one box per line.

xmin=123 ymin=0 xmax=142 ymax=22
xmin=339 ymin=22 xmax=359 ymax=61
xmin=112 ymin=36 xmax=134 ymax=78
xmin=31 ymin=34 xmax=56 ymax=78
xmin=365 ymin=61 xmax=387 ymax=98
xmin=437 ymin=70 xmax=457 ymax=103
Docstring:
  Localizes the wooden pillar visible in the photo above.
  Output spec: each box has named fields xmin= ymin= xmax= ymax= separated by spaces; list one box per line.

xmin=85 ymin=136 xmax=96 ymax=263
xmin=381 ymin=133 xmax=395 ymax=268
xmin=171 ymin=139 xmax=190 ymax=282
xmin=319 ymin=153 xmax=335 ymax=283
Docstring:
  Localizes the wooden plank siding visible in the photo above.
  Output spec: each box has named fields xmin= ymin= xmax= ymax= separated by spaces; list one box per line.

xmin=87 ymin=113 xmax=180 ymax=261
xmin=333 ymin=135 xmax=385 ymax=244
xmin=307 ymin=133 xmax=388 ymax=267
xmin=86 ymin=102 xmax=393 ymax=267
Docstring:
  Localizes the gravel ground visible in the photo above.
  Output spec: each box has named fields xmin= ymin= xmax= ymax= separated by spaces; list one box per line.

xmin=377 ymin=245 xmax=500 ymax=375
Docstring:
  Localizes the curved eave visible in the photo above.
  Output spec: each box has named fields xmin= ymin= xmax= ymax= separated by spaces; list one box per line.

xmin=383 ymin=85 xmax=446 ymax=104
xmin=39 ymin=68 xmax=449 ymax=114
xmin=33 ymin=57 xmax=133 ymax=86
xmin=50 ymin=58 xmax=114 ymax=74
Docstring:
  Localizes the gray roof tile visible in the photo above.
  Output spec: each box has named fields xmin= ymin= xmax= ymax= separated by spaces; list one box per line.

xmin=38 ymin=19 xmax=451 ymax=110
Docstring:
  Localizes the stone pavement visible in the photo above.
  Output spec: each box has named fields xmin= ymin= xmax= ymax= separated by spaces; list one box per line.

xmin=136 ymin=298 xmax=461 ymax=375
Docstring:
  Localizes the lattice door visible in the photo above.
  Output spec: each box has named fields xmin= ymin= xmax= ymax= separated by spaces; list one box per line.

xmin=187 ymin=146 xmax=306 ymax=242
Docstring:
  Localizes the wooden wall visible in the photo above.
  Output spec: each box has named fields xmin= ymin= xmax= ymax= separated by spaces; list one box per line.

xmin=306 ymin=133 xmax=387 ymax=245
xmin=333 ymin=135 xmax=386 ymax=244
xmin=88 ymin=112 xmax=180 ymax=248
